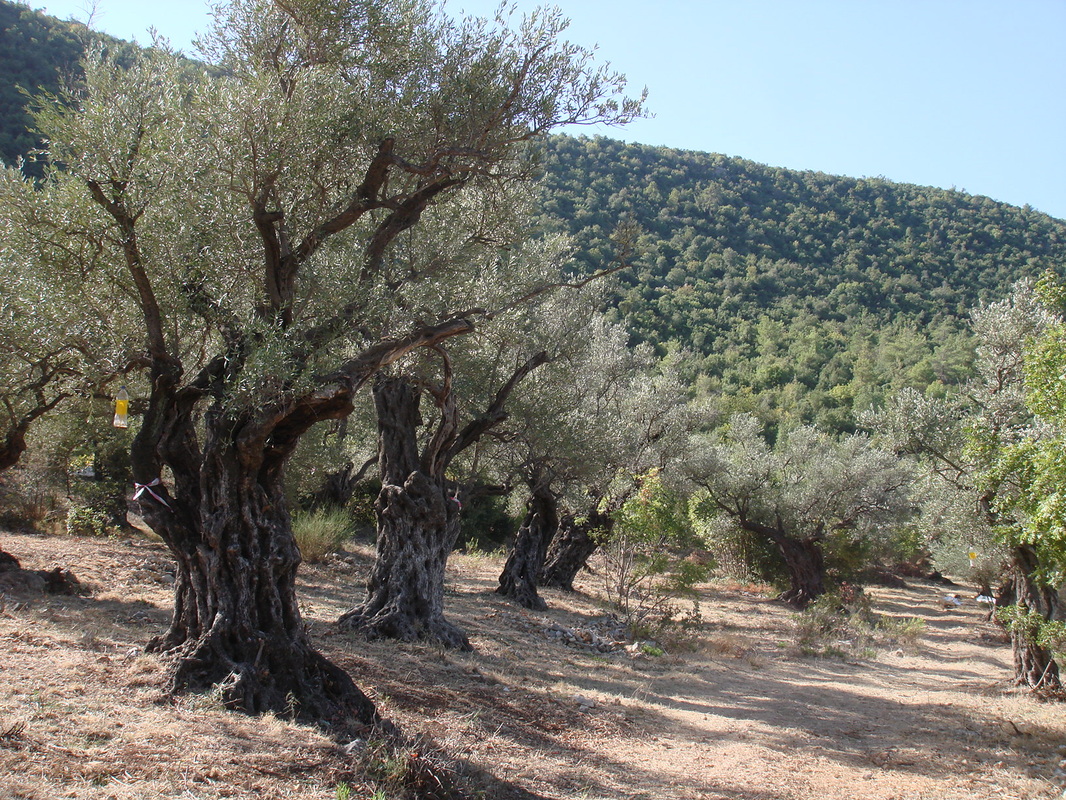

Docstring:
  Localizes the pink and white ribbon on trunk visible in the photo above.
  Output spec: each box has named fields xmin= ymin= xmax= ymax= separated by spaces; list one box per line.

xmin=133 ymin=478 xmax=172 ymax=509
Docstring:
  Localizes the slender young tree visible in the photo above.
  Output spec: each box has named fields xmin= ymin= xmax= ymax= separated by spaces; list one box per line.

xmin=2 ymin=0 xmax=642 ymax=721
xmin=0 ymin=217 xmax=88 ymax=474
xmin=0 ymin=212 xmax=96 ymax=564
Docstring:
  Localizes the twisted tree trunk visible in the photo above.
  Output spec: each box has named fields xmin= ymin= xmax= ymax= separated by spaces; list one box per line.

xmin=338 ymin=352 xmax=546 ymax=649
xmin=1009 ymin=544 xmax=1061 ymax=690
xmin=739 ymin=518 xmax=826 ymax=609
xmin=773 ymin=535 xmax=826 ymax=609
xmin=497 ymin=472 xmax=558 ymax=610
xmin=539 ymin=505 xmax=613 ymax=591
xmin=134 ymin=323 xmax=473 ymax=723
xmin=140 ymin=368 xmax=377 ymax=725
xmin=337 ymin=376 xmax=469 ymax=649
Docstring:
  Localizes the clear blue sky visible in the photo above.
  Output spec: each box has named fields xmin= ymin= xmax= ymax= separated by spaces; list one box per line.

xmin=33 ymin=0 xmax=1066 ymax=220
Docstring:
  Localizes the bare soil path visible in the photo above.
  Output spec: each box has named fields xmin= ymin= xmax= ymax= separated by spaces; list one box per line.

xmin=0 ymin=530 xmax=1062 ymax=799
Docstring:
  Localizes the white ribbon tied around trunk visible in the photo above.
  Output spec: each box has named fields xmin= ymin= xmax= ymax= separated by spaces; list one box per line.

xmin=133 ymin=478 xmax=172 ymax=509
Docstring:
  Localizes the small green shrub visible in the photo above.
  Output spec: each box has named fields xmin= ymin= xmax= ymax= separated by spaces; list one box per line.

xmin=600 ymin=472 xmax=711 ymax=637
xmin=695 ymin=511 xmax=783 ymax=586
xmin=793 ymin=592 xmax=857 ymax=653
xmin=67 ymin=475 xmax=129 ymax=533
xmin=65 ymin=504 xmax=114 ymax=538
xmin=0 ymin=460 xmax=66 ymax=531
xmin=456 ymin=492 xmax=517 ymax=553
xmin=793 ymin=586 xmax=923 ymax=658
xmin=291 ymin=507 xmax=355 ymax=562
xmin=877 ymin=616 xmax=926 ymax=652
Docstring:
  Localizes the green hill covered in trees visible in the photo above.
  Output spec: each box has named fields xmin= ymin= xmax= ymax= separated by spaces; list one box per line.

xmin=535 ymin=136 xmax=1066 ymax=430
xmin=0 ymin=0 xmax=84 ymax=165
xmin=2 ymin=0 xmax=1064 ymax=432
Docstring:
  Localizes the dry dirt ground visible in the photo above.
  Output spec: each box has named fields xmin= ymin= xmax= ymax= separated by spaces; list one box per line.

xmin=0 ymin=528 xmax=1064 ymax=800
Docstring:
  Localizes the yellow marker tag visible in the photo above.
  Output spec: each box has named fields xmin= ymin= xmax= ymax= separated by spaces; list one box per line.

xmin=113 ymin=386 xmax=129 ymax=429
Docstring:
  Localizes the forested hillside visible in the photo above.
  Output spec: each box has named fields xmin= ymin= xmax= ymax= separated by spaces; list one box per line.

xmin=0 ymin=0 xmax=83 ymax=165
xmin=536 ymin=136 xmax=1066 ymax=430
xmin=3 ymin=0 xmax=1065 ymax=432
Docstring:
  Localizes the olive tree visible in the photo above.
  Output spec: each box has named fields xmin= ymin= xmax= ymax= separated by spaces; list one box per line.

xmin=0 ymin=220 xmax=88 ymax=474
xmin=489 ymin=311 xmax=656 ymax=609
xmin=535 ymin=358 xmax=692 ymax=593
xmin=688 ymin=414 xmax=914 ymax=607
xmin=336 ymin=259 xmax=574 ymax=648
xmin=869 ymin=282 xmax=1062 ymax=690
xmin=971 ymin=282 xmax=1064 ymax=688
xmin=2 ymin=0 xmax=642 ymax=722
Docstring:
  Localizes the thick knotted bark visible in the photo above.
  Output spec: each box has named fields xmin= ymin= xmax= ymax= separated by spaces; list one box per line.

xmin=773 ymin=535 xmax=826 ymax=609
xmin=497 ymin=476 xmax=558 ymax=610
xmin=337 ymin=376 xmax=469 ymax=650
xmin=737 ymin=517 xmax=826 ymax=608
xmin=140 ymin=386 xmax=377 ymax=726
xmin=339 ymin=351 xmax=546 ymax=649
xmin=1008 ymin=544 xmax=1061 ymax=690
xmin=539 ymin=506 xmax=613 ymax=591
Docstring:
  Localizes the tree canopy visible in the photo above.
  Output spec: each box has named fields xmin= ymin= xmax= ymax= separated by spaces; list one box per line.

xmin=3 ymin=0 xmax=1064 ymax=437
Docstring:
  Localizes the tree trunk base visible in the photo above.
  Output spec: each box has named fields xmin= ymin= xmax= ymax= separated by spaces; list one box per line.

xmin=1008 ymin=544 xmax=1063 ymax=693
xmin=337 ymin=605 xmax=471 ymax=651
xmin=497 ymin=485 xmax=557 ymax=611
xmin=778 ymin=587 xmax=819 ymax=609
xmin=495 ymin=580 xmax=547 ymax=611
xmin=1012 ymin=637 xmax=1062 ymax=692
xmin=773 ymin=536 xmax=826 ymax=610
xmin=150 ymin=630 xmax=378 ymax=728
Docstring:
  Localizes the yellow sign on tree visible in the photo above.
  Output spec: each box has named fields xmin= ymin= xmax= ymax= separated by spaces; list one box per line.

xmin=113 ymin=386 xmax=129 ymax=429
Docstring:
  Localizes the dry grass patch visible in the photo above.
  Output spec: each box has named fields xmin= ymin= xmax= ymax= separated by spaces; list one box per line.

xmin=0 ymin=530 xmax=1063 ymax=800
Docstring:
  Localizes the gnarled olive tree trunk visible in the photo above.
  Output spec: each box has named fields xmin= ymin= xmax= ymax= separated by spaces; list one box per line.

xmin=497 ymin=470 xmax=558 ymax=610
xmin=134 ymin=324 xmax=472 ymax=724
xmin=773 ymin=534 xmax=826 ymax=609
xmin=138 ymin=365 xmax=377 ymax=726
xmin=1008 ymin=544 xmax=1061 ymax=690
xmin=738 ymin=518 xmax=825 ymax=609
xmin=539 ymin=505 xmax=613 ymax=591
xmin=338 ymin=352 xmax=547 ymax=649
xmin=337 ymin=375 xmax=469 ymax=650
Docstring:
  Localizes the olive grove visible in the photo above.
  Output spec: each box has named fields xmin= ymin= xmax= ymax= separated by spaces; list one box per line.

xmin=0 ymin=0 xmax=643 ymax=723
